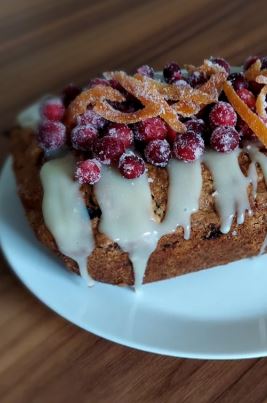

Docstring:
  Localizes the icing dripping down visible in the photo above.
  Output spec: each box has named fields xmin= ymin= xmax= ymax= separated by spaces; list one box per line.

xmin=40 ymin=155 xmax=94 ymax=285
xmin=17 ymin=97 xmax=50 ymax=130
xmin=203 ymin=149 xmax=252 ymax=234
xmin=95 ymin=161 xmax=202 ymax=288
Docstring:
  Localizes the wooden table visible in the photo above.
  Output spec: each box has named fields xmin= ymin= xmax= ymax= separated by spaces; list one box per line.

xmin=1 ymin=0 xmax=267 ymax=401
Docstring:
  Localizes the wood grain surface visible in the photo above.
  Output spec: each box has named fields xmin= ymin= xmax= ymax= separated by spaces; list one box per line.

xmin=1 ymin=0 xmax=267 ymax=402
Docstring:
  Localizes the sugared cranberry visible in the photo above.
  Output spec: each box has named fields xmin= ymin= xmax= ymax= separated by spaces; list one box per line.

xmin=166 ymin=126 xmax=178 ymax=143
xmin=87 ymin=78 xmax=110 ymax=88
xmin=75 ymin=159 xmax=101 ymax=185
xmin=249 ymin=80 xmax=263 ymax=95
xmin=62 ymin=84 xmax=81 ymax=107
xmin=228 ymin=72 xmax=248 ymax=91
xmin=41 ymin=98 xmax=65 ymax=122
xmin=185 ymin=118 xmax=206 ymax=136
xmin=77 ymin=109 xmax=106 ymax=130
xmin=210 ymin=126 xmax=239 ymax=153
xmin=144 ymin=139 xmax=171 ymax=167
xmin=209 ymin=101 xmax=237 ymax=127
xmin=37 ymin=121 xmax=66 ymax=151
xmin=237 ymin=118 xmax=254 ymax=139
xmin=105 ymin=123 xmax=133 ymax=149
xmin=134 ymin=117 xmax=168 ymax=143
xmin=118 ymin=152 xmax=145 ymax=179
xmin=243 ymin=55 xmax=259 ymax=71
xmin=163 ymin=62 xmax=182 ymax=83
xmin=136 ymin=65 xmax=154 ymax=78
xmin=236 ymin=88 xmax=256 ymax=109
xmin=173 ymin=78 xmax=189 ymax=87
xmin=94 ymin=136 xmax=125 ymax=164
xmin=71 ymin=124 xmax=98 ymax=151
xmin=172 ymin=131 xmax=204 ymax=162
xmin=210 ymin=57 xmax=230 ymax=75
xmin=188 ymin=71 xmax=206 ymax=87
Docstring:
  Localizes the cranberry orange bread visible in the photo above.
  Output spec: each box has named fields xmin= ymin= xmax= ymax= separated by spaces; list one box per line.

xmin=11 ymin=57 xmax=267 ymax=288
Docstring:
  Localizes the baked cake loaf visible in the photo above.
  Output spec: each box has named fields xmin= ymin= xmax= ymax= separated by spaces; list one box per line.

xmin=11 ymin=57 xmax=267 ymax=287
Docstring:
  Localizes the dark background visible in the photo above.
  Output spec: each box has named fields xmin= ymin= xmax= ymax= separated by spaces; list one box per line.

xmin=1 ymin=0 xmax=267 ymax=401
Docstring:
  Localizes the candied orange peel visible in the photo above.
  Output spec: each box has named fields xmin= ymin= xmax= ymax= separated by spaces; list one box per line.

xmin=256 ymin=85 xmax=267 ymax=119
xmin=224 ymin=80 xmax=267 ymax=147
xmin=65 ymin=85 xmax=125 ymax=127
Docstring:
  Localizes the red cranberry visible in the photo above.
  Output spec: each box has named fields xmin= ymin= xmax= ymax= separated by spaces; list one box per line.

xmin=94 ymin=136 xmax=125 ymax=164
xmin=87 ymin=78 xmax=110 ymax=88
xmin=172 ymin=131 xmax=204 ymax=162
xmin=144 ymin=139 xmax=171 ymax=167
xmin=185 ymin=118 xmax=206 ymax=136
xmin=237 ymin=118 xmax=255 ymax=140
xmin=243 ymin=55 xmax=259 ymax=71
xmin=77 ymin=109 xmax=107 ymax=130
xmin=236 ymin=88 xmax=256 ymax=109
xmin=105 ymin=123 xmax=133 ymax=149
xmin=209 ymin=101 xmax=237 ymax=127
xmin=37 ymin=121 xmax=66 ymax=151
xmin=228 ymin=73 xmax=248 ymax=91
xmin=166 ymin=126 xmax=178 ymax=143
xmin=71 ymin=125 xmax=98 ymax=151
xmin=62 ymin=84 xmax=81 ymax=107
xmin=75 ymin=159 xmax=101 ymax=185
xmin=41 ymin=98 xmax=65 ymax=122
xmin=188 ymin=71 xmax=206 ymax=87
xmin=118 ymin=152 xmax=145 ymax=179
xmin=249 ymin=80 xmax=263 ymax=95
xmin=134 ymin=117 xmax=168 ymax=142
xmin=136 ymin=65 xmax=154 ymax=78
xmin=163 ymin=62 xmax=182 ymax=83
xmin=210 ymin=126 xmax=240 ymax=153
xmin=210 ymin=57 xmax=230 ymax=74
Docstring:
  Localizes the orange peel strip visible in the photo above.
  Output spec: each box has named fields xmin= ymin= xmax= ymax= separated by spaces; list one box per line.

xmin=65 ymin=85 xmax=125 ymax=127
xmin=256 ymin=85 xmax=267 ymax=119
xmin=199 ymin=71 xmax=227 ymax=100
xmin=244 ymin=59 xmax=262 ymax=81
xmin=255 ymin=74 xmax=267 ymax=84
xmin=172 ymin=100 xmax=200 ymax=117
xmin=224 ymin=80 xmax=267 ymax=147
xmin=111 ymin=71 xmax=186 ymax=132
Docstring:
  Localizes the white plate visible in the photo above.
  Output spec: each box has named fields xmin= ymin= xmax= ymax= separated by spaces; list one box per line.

xmin=1 ymin=157 xmax=267 ymax=359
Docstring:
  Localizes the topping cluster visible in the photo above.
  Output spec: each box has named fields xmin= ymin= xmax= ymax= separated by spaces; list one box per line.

xmin=36 ymin=56 xmax=267 ymax=184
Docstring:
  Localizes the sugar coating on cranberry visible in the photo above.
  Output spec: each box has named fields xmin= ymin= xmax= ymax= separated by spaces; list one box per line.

xmin=185 ymin=118 xmax=206 ymax=136
xmin=209 ymin=101 xmax=237 ymax=127
xmin=136 ymin=65 xmax=154 ymax=78
xmin=71 ymin=124 xmax=98 ymax=151
xmin=37 ymin=120 xmax=66 ymax=151
xmin=210 ymin=57 xmax=230 ymax=74
xmin=172 ymin=131 xmax=204 ymax=162
xmin=118 ymin=152 xmax=145 ymax=179
xmin=188 ymin=71 xmax=206 ymax=87
xmin=75 ymin=159 xmax=101 ymax=185
xmin=62 ymin=84 xmax=81 ymax=107
xmin=94 ymin=136 xmax=125 ymax=164
xmin=166 ymin=126 xmax=178 ymax=143
xmin=134 ymin=117 xmax=168 ymax=143
xmin=105 ymin=123 xmax=133 ymax=149
xmin=144 ymin=139 xmax=171 ymax=167
xmin=210 ymin=126 xmax=240 ymax=153
xmin=243 ymin=55 xmax=259 ymax=71
xmin=41 ymin=98 xmax=65 ymax=122
xmin=236 ymin=88 xmax=256 ymax=109
xmin=77 ymin=109 xmax=106 ymax=130
xmin=163 ymin=62 xmax=182 ymax=83
xmin=228 ymin=72 xmax=248 ymax=91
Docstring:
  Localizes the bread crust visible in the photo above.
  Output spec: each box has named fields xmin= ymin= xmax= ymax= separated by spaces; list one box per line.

xmin=11 ymin=128 xmax=267 ymax=285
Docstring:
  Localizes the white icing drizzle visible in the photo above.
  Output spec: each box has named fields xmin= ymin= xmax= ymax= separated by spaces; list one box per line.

xmin=162 ymin=159 xmax=202 ymax=240
xmin=40 ymin=155 xmax=94 ymax=286
xmin=246 ymin=145 xmax=267 ymax=185
xmin=94 ymin=165 xmax=159 ymax=289
xmin=203 ymin=149 xmax=252 ymax=234
xmin=17 ymin=96 xmax=50 ymax=130
xmin=95 ymin=161 xmax=202 ymax=288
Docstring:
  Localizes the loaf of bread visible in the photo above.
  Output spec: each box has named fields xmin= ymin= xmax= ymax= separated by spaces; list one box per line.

xmin=11 ymin=128 xmax=267 ymax=286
